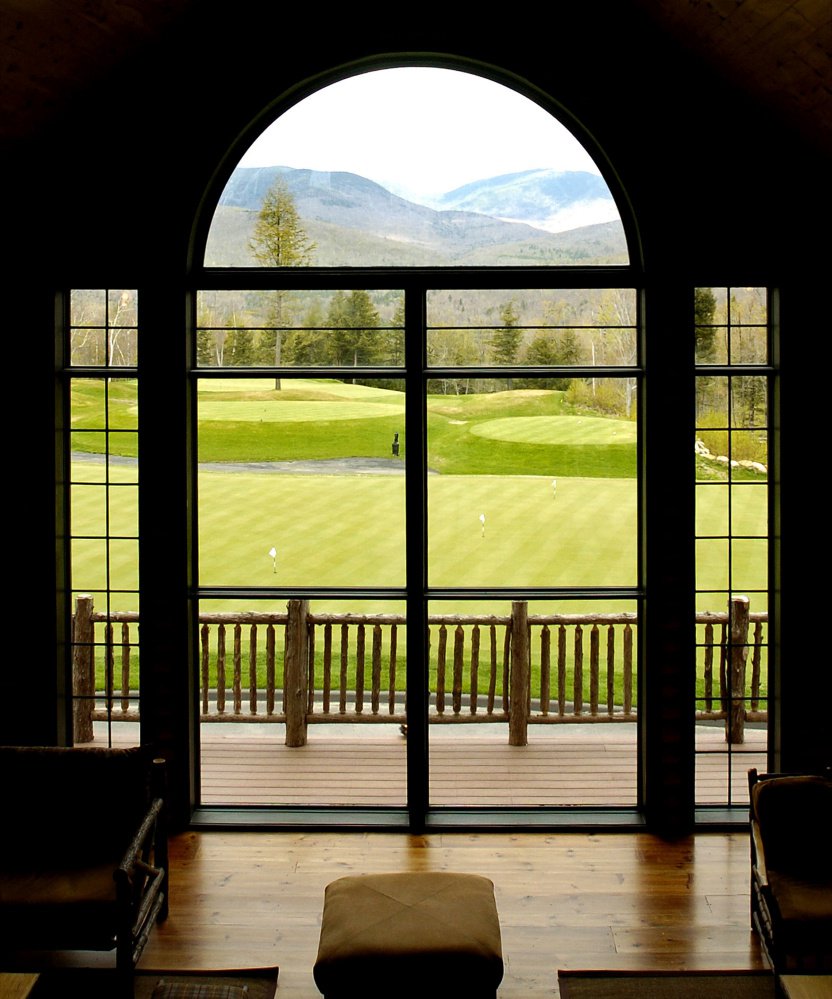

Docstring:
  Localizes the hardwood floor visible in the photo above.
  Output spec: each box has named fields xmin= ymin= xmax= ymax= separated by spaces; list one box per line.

xmin=139 ymin=829 xmax=768 ymax=998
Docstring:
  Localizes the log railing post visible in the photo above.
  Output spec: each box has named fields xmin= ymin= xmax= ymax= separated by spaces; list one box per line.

xmin=201 ymin=623 xmax=210 ymax=716
xmin=509 ymin=601 xmax=529 ymax=746
xmin=727 ymin=595 xmax=750 ymax=744
xmin=452 ymin=625 xmax=464 ymax=715
xmin=469 ymin=624 xmax=480 ymax=715
xmin=266 ymin=624 xmax=276 ymax=716
xmin=284 ymin=598 xmax=309 ymax=746
xmin=72 ymin=594 xmax=95 ymax=743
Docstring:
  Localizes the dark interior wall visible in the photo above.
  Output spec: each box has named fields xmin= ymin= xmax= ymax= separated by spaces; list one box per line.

xmin=5 ymin=6 xmax=829 ymax=790
xmin=12 ymin=5 xmax=824 ymax=277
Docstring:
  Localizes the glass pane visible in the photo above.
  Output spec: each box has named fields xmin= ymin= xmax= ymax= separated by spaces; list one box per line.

xmin=198 ymin=597 xmax=407 ymax=808
xmin=71 ymin=379 xmax=138 ymax=438
xmin=427 ymin=597 xmax=638 ymax=807
xmin=70 ymin=480 xmax=135 ymax=536
xmin=731 ymin=538 xmax=768 ymax=592
xmin=198 ymin=377 xmax=406 ymax=586
xmin=206 ymin=67 xmax=627 ymax=268
xmin=197 ymin=289 xmax=404 ymax=367
xmin=694 ymin=741 xmax=766 ymax=806
xmin=730 ymin=382 xmax=768 ymax=430
xmin=695 ymin=483 xmax=728 ymax=535
xmin=69 ymin=288 xmax=138 ymax=367
xmin=427 ymin=377 xmax=637 ymax=587
xmin=427 ymin=289 xmax=637 ymax=368
xmin=695 ymin=538 xmax=729 ymax=592
xmin=107 ymin=539 xmax=140 ymax=591
xmin=730 ymin=483 xmax=767 ymax=534
xmin=695 ymin=375 xmax=729 ymax=429
xmin=71 ymin=381 xmax=107 ymax=429
xmin=72 ymin=538 xmax=108 ymax=591
xmin=694 ymin=287 xmax=723 ymax=364
xmin=695 ymin=287 xmax=768 ymax=367
xmin=106 ymin=485 xmax=139 ymax=537
xmin=71 ymin=484 xmax=108 ymax=537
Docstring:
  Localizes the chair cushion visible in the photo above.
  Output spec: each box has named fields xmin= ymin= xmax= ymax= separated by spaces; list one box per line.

xmin=313 ymin=871 xmax=503 ymax=997
xmin=0 ymin=862 xmax=120 ymax=949
xmin=751 ymin=775 xmax=832 ymax=877
xmin=768 ymin=871 xmax=832 ymax=926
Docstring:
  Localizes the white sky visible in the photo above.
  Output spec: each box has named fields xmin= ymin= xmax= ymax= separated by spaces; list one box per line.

xmin=238 ymin=67 xmax=602 ymax=201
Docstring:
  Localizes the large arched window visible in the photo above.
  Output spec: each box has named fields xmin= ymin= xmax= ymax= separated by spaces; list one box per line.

xmin=190 ymin=64 xmax=647 ymax=820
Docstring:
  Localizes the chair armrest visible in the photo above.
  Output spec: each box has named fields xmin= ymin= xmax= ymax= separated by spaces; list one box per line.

xmin=118 ymin=796 xmax=164 ymax=874
xmin=114 ymin=794 xmax=168 ymax=970
xmin=751 ymin=817 xmax=769 ymax=886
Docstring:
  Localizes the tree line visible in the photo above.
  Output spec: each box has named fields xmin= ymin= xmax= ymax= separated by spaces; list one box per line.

xmin=67 ymin=180 xmax=769 ymax=443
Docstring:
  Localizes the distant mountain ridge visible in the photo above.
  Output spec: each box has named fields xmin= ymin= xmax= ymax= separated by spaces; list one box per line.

xmin=433 ymin=168 xmax=619 ymax=232
xmin=206 ymin=165 xmax=627 ymax=267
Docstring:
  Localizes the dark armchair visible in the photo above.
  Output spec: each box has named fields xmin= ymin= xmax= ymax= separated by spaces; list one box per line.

xmin=748 ymin=767 xmax=832 ymax=973
xmin=0 ymin=745 xmax=169 ymax=993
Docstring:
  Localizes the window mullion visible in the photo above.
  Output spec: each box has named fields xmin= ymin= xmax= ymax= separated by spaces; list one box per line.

xmin=404 ymin=280 xmax=429 ymax=828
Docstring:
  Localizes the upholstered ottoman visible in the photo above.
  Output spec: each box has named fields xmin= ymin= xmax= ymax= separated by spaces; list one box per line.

xmin=313 ymin=871 xmax=504 ymax=998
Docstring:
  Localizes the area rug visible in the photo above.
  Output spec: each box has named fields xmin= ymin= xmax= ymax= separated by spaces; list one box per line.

xmin=32 ymin=967 xmax=279 ymax=999
xmin=557 ymin=969 xmax=776 ymax=999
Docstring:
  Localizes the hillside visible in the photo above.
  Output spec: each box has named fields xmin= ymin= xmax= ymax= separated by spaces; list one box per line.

xmin=204 ymin=166 xmax=628 ymax=267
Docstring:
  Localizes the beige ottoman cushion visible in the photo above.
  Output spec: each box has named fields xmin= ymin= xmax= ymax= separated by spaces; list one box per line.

xmin=313 ymin=871 xmax=503 ymax=997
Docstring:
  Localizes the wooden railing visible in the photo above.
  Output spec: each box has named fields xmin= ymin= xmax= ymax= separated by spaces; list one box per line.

xmin=71 ymin=594 xmax=766 ymax=746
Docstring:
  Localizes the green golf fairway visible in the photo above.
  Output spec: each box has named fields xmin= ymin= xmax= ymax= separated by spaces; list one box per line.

xmin=69 ymin=377 xmax=767 ymax=614
xmin=195 ymin=471 xmax=636 ymax=589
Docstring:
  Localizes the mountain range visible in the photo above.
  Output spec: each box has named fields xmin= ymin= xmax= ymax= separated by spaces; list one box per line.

xmin=205 ymin=165 xmax=628 ymax=267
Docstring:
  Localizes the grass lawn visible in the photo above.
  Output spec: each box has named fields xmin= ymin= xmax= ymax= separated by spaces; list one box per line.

xmin=196 ymin=472 xmax=636 ymax=590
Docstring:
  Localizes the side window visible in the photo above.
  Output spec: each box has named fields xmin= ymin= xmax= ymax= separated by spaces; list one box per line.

xmin=66 ymin=290 xmax=140 ymax=747
xmin=694 ymin=287 xmax=771 ymax=806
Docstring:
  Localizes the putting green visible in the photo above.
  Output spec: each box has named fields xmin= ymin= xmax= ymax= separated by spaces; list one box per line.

xmin=471 ymin=415 xmax=636 ymax=445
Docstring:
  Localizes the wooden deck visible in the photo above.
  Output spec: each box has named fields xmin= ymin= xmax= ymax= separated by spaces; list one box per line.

xmin=102 ymin=719 xmax=766 ymax=808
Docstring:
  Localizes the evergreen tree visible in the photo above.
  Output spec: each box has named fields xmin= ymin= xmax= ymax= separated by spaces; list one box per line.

xmin=694 ymin=286 xmax=718 ymax=362
xmin=224 ymin=314 xmax=254 ymax=367
xmin=283 ymin=300 xmax=327 ymax=366
xmin=525 ymin=330 xmax=577 ymax=390
xmin=250 ymin=177 xmax=316 ymax=268
xmin=490 ymin=300 xmax=522 ymax=388
xmin=326 ymin=289 xmax=380 ymax=370
xmin=249 ymin=177 xmax=316 ymax=386
xmin=695 ymin=286 xmax=719 ymax=419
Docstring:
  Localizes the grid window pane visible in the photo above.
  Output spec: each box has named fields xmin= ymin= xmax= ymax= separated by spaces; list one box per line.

xmin=694 ymin=288 xmax=771 ymax=807
xmin=196 ymin=289 xmax=404 ymax=368
xmin=67 ymin=302 xmax=140 ymax=747
xmin=197 ymin=376 xmax=406 ymax=587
